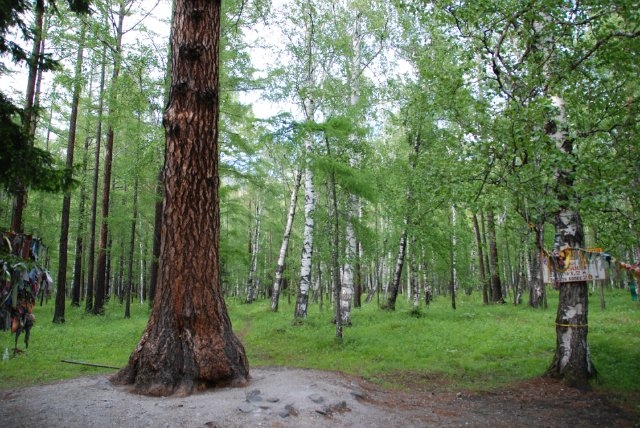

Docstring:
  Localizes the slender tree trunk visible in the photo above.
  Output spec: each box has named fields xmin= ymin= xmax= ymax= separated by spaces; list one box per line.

xmin=341 ymin=194 xmax=356 ymax=325
xmin=94 ymin=1 xmax=126 ymax=315
xmin=410 ymin=237 xmax=420 ymax=311
xmin=11 ymin=0 xmax=45 ymax=233
xmin=386 ymin=223 xmax=407 ymax=310
xmin=327 ymin=141 xmax=342 ymax=339
xmin=271 ymin=169 xmax=302 ymax=311
xmin=487 ymin=207 xmax=504 ymax=303
xmin=112 ymin=0 xmax=249 ymax=395
xmin=294 ymin=6 xmax=317 ymax=321
xmin=473 ymin=212 xmax=489 ymax=304
xmin=450 ymin=205 xmax=457 ymax=310
xmin=53 ymin=19 xmax=86 ymax=323
xmin=71 ymin=134 xmax=90 ymax=306
xmin=246 ymin=201 xmax=261 ymax=303
xmin=125 ymin=177 xmax=138 ymax=319
xmin=386 ymin=133 xmax=421 ymax=309
xmin=85 ymin=43 xmax=108 ymax=314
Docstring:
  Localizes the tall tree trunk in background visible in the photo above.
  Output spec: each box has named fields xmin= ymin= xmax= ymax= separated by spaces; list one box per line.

xmin=246 ymin=201 xmax=261 ymax=303
xmin=410 ymin=236 xmax=419 ymax=311
xmin=71 ymin=134 xmax=90 ymax=306
xmin=85 ymin=43 xmax=108 ymax=314
xmin=545 ymin=95 xmax=596 ymax=387
xmin=53 ymin=19 xmax=86 ymax=324
xmin=450 ymin=205 xmax=457 ymax=310
xmin=111 ymin=0 xmax=249 ymax=395
xmin=124 ymin=176 xmax=138 ymax=319
xmin=327 ymin=139 xmax=342 ymax=339
xmin=340 ymin=8 xmax=363 ymax=325
xmin=386 ymin=133 xmax=420 ymax=310
xmin=487 ymin=207 xmax=504 ymax=303
xmin=473 ymin=212 xmax=488 ymax=304
xmin=94 ymin=0 xmax=126 ymax=315
xmin=11 ymin=0 xmax=44 ymax=233
xmin=386 ymin=222 xmax=407 ymax=310
xmin=271 ymin=169 xmax=301 ymax=311
xmin=294 ymin=5 xmax=317 ymax=321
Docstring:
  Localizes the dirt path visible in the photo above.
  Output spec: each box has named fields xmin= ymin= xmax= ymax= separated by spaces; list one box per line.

xmin=1 ymin=366 xmax=637 ymax=427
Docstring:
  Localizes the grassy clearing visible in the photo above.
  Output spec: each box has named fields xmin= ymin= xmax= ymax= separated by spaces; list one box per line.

xmin=1 ymin=288 xmax=639 ymax=397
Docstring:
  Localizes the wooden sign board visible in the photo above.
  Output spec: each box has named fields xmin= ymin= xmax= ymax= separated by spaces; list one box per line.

xmin=542 ymin=252 xmax=606 ymax=283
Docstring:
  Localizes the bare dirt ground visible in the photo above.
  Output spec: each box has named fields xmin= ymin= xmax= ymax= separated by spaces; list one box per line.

xmin=1 ymin=366 xmax=638 ymax=427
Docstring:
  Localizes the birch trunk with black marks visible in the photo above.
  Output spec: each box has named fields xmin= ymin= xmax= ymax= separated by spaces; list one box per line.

xmin=294 ymin=6 xmax=317 ymax=321
xmin=271 ymin=169 xmax=302 ymax=311
xmin=545 ymin=95 xmax=596 ymax=388
xmin=246 ymin=202 xmax=262 ymax=303
xmin=386 ymin=133 xmax=421 ymax=310
xmin=111 ymin=0 xmax=249 ymax=396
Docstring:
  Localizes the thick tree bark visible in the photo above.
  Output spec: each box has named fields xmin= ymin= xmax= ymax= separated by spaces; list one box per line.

xmin=54 ymin=20 xmax=85 ymax=323
xmin=111 ymin=0 xmax=249 ymax=396
xmin=271 ymin=169 xmax=301 ymax=312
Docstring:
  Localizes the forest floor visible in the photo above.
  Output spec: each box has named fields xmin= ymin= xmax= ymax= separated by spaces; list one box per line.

xmin=1 ymin=366 xmax=638 ymax=427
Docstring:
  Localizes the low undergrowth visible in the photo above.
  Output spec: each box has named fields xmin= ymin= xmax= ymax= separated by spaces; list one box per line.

xmin=1 ymin=288 xmax=638 ymax=400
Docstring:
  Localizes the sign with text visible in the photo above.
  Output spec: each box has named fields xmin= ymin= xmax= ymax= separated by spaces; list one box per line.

xmin=542 ymin=251 xmax=606 ymax=283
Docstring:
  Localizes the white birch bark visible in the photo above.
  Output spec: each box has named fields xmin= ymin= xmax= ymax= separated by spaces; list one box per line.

xmin=246 ymin=201 xmax=261 ymax=303
xmin=294 ymin=8 xmax=317 ymax=320
xmin=339 ymin=8 xmax=363 ymax=326
xmin=271 ymin=169 xmax=302 ymax=311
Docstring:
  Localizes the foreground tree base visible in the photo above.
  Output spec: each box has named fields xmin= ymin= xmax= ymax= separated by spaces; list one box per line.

xmin=111 ymin=319 xmax=249 ymax=396
xmin=545 ymin=281 xmax=597 ymax=391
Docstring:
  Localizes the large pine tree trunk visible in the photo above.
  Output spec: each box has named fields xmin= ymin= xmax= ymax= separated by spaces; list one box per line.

xmin=54 ymin=20 xmax=86 ymax=323
xmin=111 ymin=0 xmax=249 ymax=396
xmin=271 ymin=169 xmax=301 ymax=312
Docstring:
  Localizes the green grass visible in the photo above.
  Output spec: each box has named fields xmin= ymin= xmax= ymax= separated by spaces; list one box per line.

xmin=1 ymin=288 xmax=639 ymax=400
